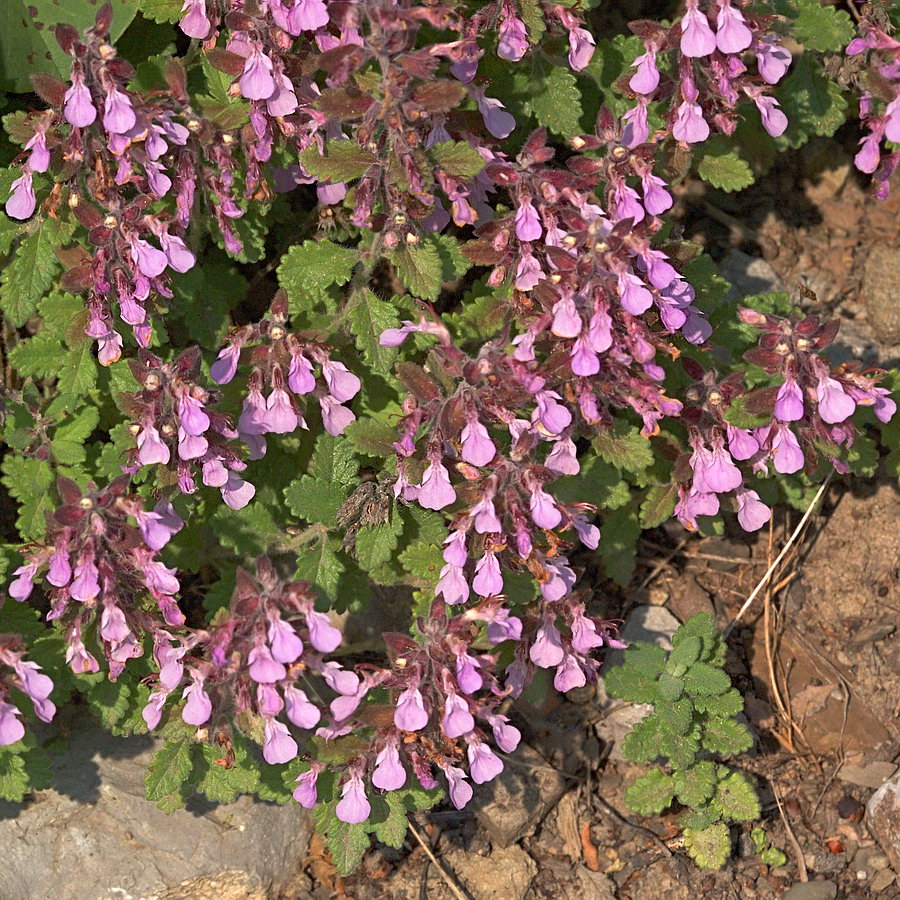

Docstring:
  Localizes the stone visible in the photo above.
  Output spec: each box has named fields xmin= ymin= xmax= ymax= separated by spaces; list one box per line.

xmin=870 ymin=869 xmax=897 ymax=893
xmin=445 ymin=845 xmax=537 ymax=900
xmin=596 ymin=605 xmax=681 ymax=760
xmin=573 ymin=867 xmax=617 ymax=898
xmin=867 ymin=770 xmax=900 ymax=871
xmin=780 ymin=881 xmax=838 ymax=900
xmin=0 ymin=724 xmax=312 ymax=900
xmin=720 ymin=249 xmax=784 ymax=301
xmin=863 ymin=244 xmax=900 ymax=345
xmin=470 ymin=741 xmax=567 ymax=848
xmin=666 ymin=576 xmax=715 ymax=625
xmin=838 ymin=761 xmax=898 ymax=791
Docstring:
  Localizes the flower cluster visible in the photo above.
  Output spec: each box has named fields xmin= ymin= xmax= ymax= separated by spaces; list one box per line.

xmin=7 ymin=477 xmax=184 ymax=679
xmin=122 ymin=348 xmax=256 ymax=509
xmin=210 ymin=292 xmax=360 ymax=455
xmin=847 ymin=18 xmax=900 ymax=198
xmin=0 ymin=634 xmax=56 ymax=745
xmin=623 ymin=0 xmax=791 ymax=146
xmin=673 ymin=312 xmax=897 ymax=531
xmin=142 ymin=557 xmax=343 ymax=765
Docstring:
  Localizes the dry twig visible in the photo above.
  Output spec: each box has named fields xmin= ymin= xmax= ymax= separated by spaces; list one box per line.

xmin=408 ymin=821 xmax=473 ymax=900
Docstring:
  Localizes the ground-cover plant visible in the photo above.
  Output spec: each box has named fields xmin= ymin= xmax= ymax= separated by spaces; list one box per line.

xmin=0 ymin=0 xmax=897 ymax=874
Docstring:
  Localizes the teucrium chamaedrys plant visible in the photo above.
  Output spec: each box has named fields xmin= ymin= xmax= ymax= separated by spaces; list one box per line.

xmin=0 ymin=0 xmax=896 ymax=874
xmin=605 ymin=613 xmax=759 ymax=870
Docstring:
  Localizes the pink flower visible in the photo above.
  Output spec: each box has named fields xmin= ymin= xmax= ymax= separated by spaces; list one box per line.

xmin=322 ymin=361 xmax=361 ymax=402
xmin=182 ymin=675 xmax=212 ymax=725
xmin=0 ymin=701 xmax=25 ymax=746
xmin=514 ymin=199 xmax=542 ymax=242
xmin=64 ymin=73 xmax=97 ymax=127
xmin=568 ymin=26 xmax=595 ymax=71
xmin=372 ymin=740 xmax=407 ymax=790
xmin=179 ymin=0 xmax=211 ymax=39
xmin=715 ymin=0 xmax=753 ymax=54
xmin=672 ymin=99 xmax=710 ymax=144
xmin=530 ymin=619 xmax=565 ymax=668
xmin=249 ymin=643 xmax=288 ymax=682
xmin=239 ymin=50 xmax=276 ymax=101
xmin=498 ymin=11 xmax=528 ymax=61
xmin=221 ymin=472 xmax=257 ymax=509
xmin=5 ymin=172 xmax=36 ymax=220
xmin=267 ymin=617 xmax=304 ymax=664
xmin=474 ymin=90 xmax=516 ymax=139
xmin=442 ymin=692 xmax=475 ymax=738
xmin=629 ymin=48 xmax=660 ymax=95
xmin=529 ymin=486 xmax=561 ymax=529
xmin=293 ymin=765 xmax=322 ymax=808
xmin=418 ymin=460 xmax=456 ymax=510
xmin=263 ymin=718 xmax=298 ymax=764
xmin=680 ymin=1 xmax=717 ymax=57
xmin=775 ymin=375 xmax=805 ymax=421
xmin=753 ymin=95 xmax=788 ymax=138
xmin=755 ymin=36 xmax=792 ymax=84
xmin=460 ymin=419 xmax=496 ymax=466
xmin=444 ymin=765 xmax=473 ymax=809
xmin=816 ymin=376 xmax=855 ymax=424
xmin=284 ymin=685 xmax=321 ymax=729
xmin=394 ymin=686 xmax=429 ymax=731
xmin=735 ymin=487 xmax=771 ymax=532
xmin=319 ymin=396 xmax=355 ymax=436
xmin=336 ymin=774 xmax=370 ymax=824
xmin=103 ymin=89 xmax=136 ymax=135
xmin=467 ymin=741 xmax=504 ymax=784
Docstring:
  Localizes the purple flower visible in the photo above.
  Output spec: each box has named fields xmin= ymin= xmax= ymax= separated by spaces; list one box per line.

xmin=529 ymin=486 xmax=561 ymax=529
xmin=130 ymin=238 xmax=168 ymax=279
xmin=9 ymin=563 xmax=38 ymax=601
xmin=306 ymin=610 xmax=342 ymax=653
xmin=293 ymin=766 xmax=322 ymax=808
xmin=336 ymin=774 xmax=370 ymax=824
xmin=568 ymin=26 xmax=596 ymax=72
xmin=572 ymin=516 xmax=600 ymax=549
xmin=554 ymin=654 xmax=586 ymax=692
xmin=319 ymin=395 xmax=356 ymax=436
xmin=470 ymin=493 xmax=502 ymax=534
xmin=267 ymin=617 xmax=304 ymax=664
xmin=551 ymin=295 xmax=582 ymax=338
xmin=6 ymin=172 xmax=36 ymax=220
xmin=142 ymin=691 xmax=168 ymax=730
xmin=285 ymin=0 xmax=330 ymax=32
xmin=681 ymin=1 xmax=717 ymax=57
xmin=394 ymin=686 xmax=429 ymax=731
xmin=534 ymin=390 xmax=572 ymax=435
xmin=816 ymin=376 xmax=855 ymax=424
xmin=264 ymin=387 xmax=299 ymax=434
xmin=473 ymin=552 xmax=503 ymax=597
xmin=239 ymin=50 xmax=276 ymax=101
xmin=755 ymin=36 xmax=792 ymax=84
xmin=263 ymin=718 xmax=298 ymax=764
xmin=545 ymin=437 xmax=579 ymax=476
xmin=715 ymin=1 xmax=753 ymax=54
xmin=182 ymin=675 xmax=212 ymax=725
xmin=672 ymin=98 xmax=710 ymax=144
xmin=736 ymin=487 xmax=771 ymax=532
xmin=46 ymin=547 xmax=72 ymax=587
xmin=373 ymin=740 xmax=407 ymax=790
xmin=210 ymin=345 xmax=241 ymax=385
xmin=855 ymin=133 xmax=882 ymax=175
xmin=103 ymin=89 xmax=136 ymax=135
xmin=249 ymin=643 xmax=288 ymax=682
xmin=64 ymin=73 xmax=97 ymax=128
xmin=775 ymin=375 xmax=805 ymax=422
xmin=753 ymin=95 xmax=788 ymax=138
xmin=284 ymin=685 xmax=321 ymax=729
xmin=515 ymin=199 xmax=542 ymax=242
xmin=70 ymin=558 xmax=101 ymax=602
xmin=618 ymin=271 xmax=654 ymax=314
xmin=455 ymin=652 xmax=484 ymax=694
xmin=498 ymin=12 xmax=528 ymax=62
xmin=0 ymin=701 xmax=25 ymax=746
xmin=486 ymin=608 xmax=522 ymax=645
xmin=769 ymin=424 xmax=804 ymax=474
xmin=179 ymin=0 xmax=211 ymax=39
xmin=467 ymin=740 xmax=504 ymax=784
xmin=160 ymin=233 xmax=195 ymax=273
xmin=460 ymin=419 xmax=496 ymax=466
xmin=418 ymin=460 xmax=456 ymax=510
xmin=288 ymin=353 xmax=316 ymax=394
xmin=629 ymin=48 xmax=660 ymax=95
xmin=700 ymin=440 xmax=743 ymax=494
xmin=487 ymin=714 xmax=521 ymax=753
xmin=726 ymin=425 xmax=760 ymax=461
xmin=530 ymin=619 xmax=565 ymax=668
xmin=221 ymin=472 xmax=256 ymax=509
xmin=474 ymin=91 xmax=516 ymax=140
xmin=442 ymin=692 xmax=475 ymax=738
xmin=641 ymin=173 xmax=673 ymax=216
xmin=322 ymin=361 xmax=361 ymax=403
xmin=622 ymin=102 xmax=649 ymax=147
xmin=436 ymin=562 xmax=470 ymax=606
xmin=444 ymin=765 xmax=473 ymax=809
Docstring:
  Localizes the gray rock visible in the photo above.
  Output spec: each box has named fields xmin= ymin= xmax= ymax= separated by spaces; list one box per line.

xmin=863 ymin=244 xmax=900 ymax=344
xmin=867 ymin=770 xmax=900 ymax=871
xmin=720 ymin=249 xmax=784 ymax=301
xmin=780 ymin=881 xmax=838 ymax=900
xmin=574 ymin=867 xmax=617 ymax=898
xmin=470 ymin=742 xmax=567 ymax=848
xmin=838 ymin=760 xmax=898 ymax=790
xmin=596 ymin=606 xmax=680 ymax=759
xmin=0 ymin=725 xmax=312 ymax=900
xmin=871 ymin=869 xmax=897 ymax=893
xmin=444 ymin=845 xmax=537 ymax=900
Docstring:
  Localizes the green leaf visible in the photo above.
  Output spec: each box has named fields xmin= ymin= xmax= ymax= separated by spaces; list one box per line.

xmin=659 ymin=697 xmax=693 ymax=736
xmin=145 ymin=736 xmax=194 ymax=808
xmin=138 ymin=0 xmax=182 ymax=23
xmin=622 ymin=714 xmax=665 ymax=763
xmin=1 ymin=219 xmax=74 ymax=326
xmin=530 ymin=68 xmax=583 ymax=136
xmin=778 ymin=54 xmax=848 ymax=140
xmin=209 ymin=498 xmax=281 ymax=558
xmin=398 ymin=541 xmax=443 ymax=590
xmin=0 ymin=749 xmax=30 ymax=801
xmin=667 ymin=636 xmax=702 ymax=677
xmin=347 ymin=289 xmax=398 ymax=374
xmin=194 ymin=737 xmax=261 ymax=804
xmin=593 ymin=422 xmax=654 ymax=476
xmin=598 ymin=503 xmax=640 ymax=587
xmin=605 ymin=643 xmax=666 ymax=704
xmin=310 ymin=433 xmax=359 ymax=484
xmin=695 ymin=135 xmax=755 ymax=192
xmin=343 ymin=419 xmax=398 ymax=459
xmin=724 ymin=394 xmax=772 ymax=430
xmin=640 ymin=483 xmax=678 ymax=529
xmin=552 ymin=457 xmax=630 ymax=509
xmin=674 ymin=761 xmax=718 ymax=808
xmin=389 ymin=242 xmax=444 ymax=301
xmin=294 ymin=534 xmax=345 ymax=605
xmin=85 ymin=678 xmax=132 ymax=730
xmin=693 ymin=688 xmax=745 ymax=718
xmin=683 ymin=663 xmax=731 ymax=697
xmin=370 ymin=791 xmax=410 ymax=849
xmin=625 ymin=769 xmax=676 ymax=816
xmin=284 ymin=478 xmax=349 ymax=528
xmin=792 ymin=0 xmax=854 ymax=52
xmin=354 ymin=523 xmax=400 ymax=571
xmin=278 ymin=239 xmax=358 ymax=308
xmin=51 ymin=406 xmax=99 ymax=466
xmin=428 ymin=234 xmax=472 ymax=283
xmin=714 ymin=771 xmax=760 ymax=822
xmin=1 ymin=454 xmax=54 ymax=540
xmin=314 ymin=801 xmax=371 ymax=875
xmin=700 ymin=716 xmax=753 ymax=756
xmin=300 ymin=143 xmax=376 ymax=183
xmin=428 ymin=141 xmax=485 ymax=178
xmin=657 ymin=673 xmax=686 ymax=702
xmin=658 ymin=725 xmax=701 ymax=770
xmin=684 ymin=823 xmax=732 ymax=870
xmin=0 ymin=0 xmax=138 ymax=92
